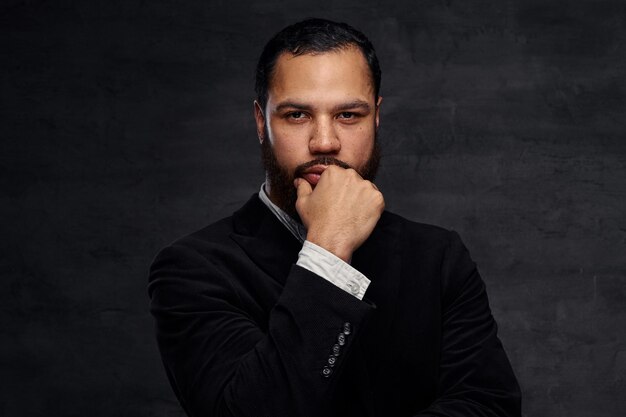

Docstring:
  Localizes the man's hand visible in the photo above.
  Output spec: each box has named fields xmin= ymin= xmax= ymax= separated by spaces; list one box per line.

xmin=294 ymin=165 xmax=385 ymax=262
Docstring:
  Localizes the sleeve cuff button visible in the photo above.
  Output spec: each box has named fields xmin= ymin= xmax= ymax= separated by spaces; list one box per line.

xmin=332 ymin=344 xmax=341 ymax=356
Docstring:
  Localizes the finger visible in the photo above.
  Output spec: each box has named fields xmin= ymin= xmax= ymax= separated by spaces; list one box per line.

xmin=346 ymin=167 xmax=363 ymax=180
xmin=294 ymin=177 xmax=313 ymax=198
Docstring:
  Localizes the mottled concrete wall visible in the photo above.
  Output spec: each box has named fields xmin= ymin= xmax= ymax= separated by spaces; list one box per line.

xmin=2 ymin=1 xmax=625 ymax=416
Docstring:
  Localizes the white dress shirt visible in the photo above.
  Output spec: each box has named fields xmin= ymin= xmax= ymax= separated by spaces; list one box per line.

xmin=258 ymin=184 xmax=371 ymax=300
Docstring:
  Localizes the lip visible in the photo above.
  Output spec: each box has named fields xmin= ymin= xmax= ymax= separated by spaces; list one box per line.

xmin=303 ymin=165 xmax=328 ymax=175
xmin=300 ymin=165 xmax=328 ymax=186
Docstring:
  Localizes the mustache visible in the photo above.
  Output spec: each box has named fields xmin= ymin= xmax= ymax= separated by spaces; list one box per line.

xmin=294 ymin=157 xmax=353 ymax=178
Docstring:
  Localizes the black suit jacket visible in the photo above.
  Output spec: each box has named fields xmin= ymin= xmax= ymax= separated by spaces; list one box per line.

xmin=148 ymin=194 xmax=521 ymax=417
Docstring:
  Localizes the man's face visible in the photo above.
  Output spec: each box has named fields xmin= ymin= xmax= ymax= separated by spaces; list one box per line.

xmin=255 ymin=46 xmax=382 ymax=218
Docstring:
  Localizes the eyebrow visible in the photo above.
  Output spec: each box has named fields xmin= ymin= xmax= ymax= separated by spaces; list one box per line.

xmin=273 ymin=100 xmax=372 ymax=113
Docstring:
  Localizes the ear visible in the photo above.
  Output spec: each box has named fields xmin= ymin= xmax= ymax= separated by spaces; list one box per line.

xmin=375 ymin=96 xmax=383 ymax=129
xmin=254 ymin=100 xmax=266 ymax=144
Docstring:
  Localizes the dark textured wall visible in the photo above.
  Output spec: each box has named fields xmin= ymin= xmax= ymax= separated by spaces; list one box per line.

xmin=2 ymin=0 xmax=625 ymax=416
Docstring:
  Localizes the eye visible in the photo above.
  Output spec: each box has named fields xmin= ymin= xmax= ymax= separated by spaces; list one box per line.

xmin=338 ymin=111 xmax=363 ymax=123
xmin=287 ymin=111 xmax=306 ymax=120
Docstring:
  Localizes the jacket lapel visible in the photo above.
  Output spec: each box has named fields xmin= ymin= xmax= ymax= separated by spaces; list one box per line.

xmin=230 ymin=194 xmax=302 ymax=286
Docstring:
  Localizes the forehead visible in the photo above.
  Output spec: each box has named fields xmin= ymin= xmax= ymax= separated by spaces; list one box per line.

xmin=267 ymin=47 xmax=375 ymax=106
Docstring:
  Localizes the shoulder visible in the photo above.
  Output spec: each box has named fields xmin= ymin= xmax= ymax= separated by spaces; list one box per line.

xmin=148 ymin=192 xmax=269 ymax=279
xmin=157 ymin=193 xmax=265 ymax=258
xmin=177 ymin=215 xmax=237 ymax=251
xmin=147 ymin=215 xmax=245 ymax=301
xmin=378 ymin=210 xmax=475 ymax=277
xmin=149 ymin=214 xmax=240 ymax=276
xmin=379 ymin=211 xmax=479 ymax=303
xmin=379 ymin=210 xmax=458 ymax=253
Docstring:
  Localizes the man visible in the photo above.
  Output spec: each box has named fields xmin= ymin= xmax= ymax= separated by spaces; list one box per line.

xmin=148 ymin=18 xmax=521 ymax=417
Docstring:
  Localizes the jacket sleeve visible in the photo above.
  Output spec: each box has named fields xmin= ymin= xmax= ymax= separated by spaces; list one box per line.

xmin=414 ymin=231 xmax=522 ymax=417
xmin=148 ymin=243 xmax=375 ymax=417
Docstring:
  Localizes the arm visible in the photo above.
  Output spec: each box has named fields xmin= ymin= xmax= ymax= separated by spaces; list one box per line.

xmin=148 ymin=243 xmax=374 ymax=417
xmin=415 ymin=231 xmax=521 ymax=417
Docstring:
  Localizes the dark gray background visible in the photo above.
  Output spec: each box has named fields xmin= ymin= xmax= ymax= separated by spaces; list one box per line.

xmin=2 ymin=0 xmax=625 ymax=416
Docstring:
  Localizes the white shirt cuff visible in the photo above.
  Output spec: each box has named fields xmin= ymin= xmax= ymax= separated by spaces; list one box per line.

xmin=296 ymin=240 xmax=371 ymax=300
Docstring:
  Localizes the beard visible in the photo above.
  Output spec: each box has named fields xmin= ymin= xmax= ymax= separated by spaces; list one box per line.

xmin=260 ymin=129 xmax=381 ymax=220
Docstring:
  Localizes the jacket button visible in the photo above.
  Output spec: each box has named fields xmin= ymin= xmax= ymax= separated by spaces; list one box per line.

xmin=343 ymin=322 xmax=352 ymax=335
xmin=337 ymin=333 xmax=346 ymax=346
xmin=328 ymin=356 xmax=336 ymax=367
xmin=321 ymin=366 xmax=332 ymax=378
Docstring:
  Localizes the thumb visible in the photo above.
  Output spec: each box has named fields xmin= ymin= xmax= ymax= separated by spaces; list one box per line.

xmin=294 ymin=178 xmax=313 ymax=199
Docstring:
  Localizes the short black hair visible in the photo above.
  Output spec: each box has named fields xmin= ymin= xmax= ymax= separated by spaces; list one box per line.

xmin=255 ymin=18 xmax=382 ymax=110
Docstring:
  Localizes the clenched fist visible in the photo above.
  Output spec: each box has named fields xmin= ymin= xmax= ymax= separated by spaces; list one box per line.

xmin=294 ymin=165 xmax=385 ymax=262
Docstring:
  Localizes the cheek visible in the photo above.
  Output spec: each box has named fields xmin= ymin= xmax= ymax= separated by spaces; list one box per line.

xmin=341 ymin=127 xmax=375 ymax=162
xmin=270 ymin=124 xmax=311 ymax=153
xmin=269 ymin=135 xmax=305 ymax=169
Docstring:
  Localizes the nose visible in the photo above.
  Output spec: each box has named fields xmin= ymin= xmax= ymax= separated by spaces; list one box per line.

xmin=309 ymin=117 xmax=340 ymax=155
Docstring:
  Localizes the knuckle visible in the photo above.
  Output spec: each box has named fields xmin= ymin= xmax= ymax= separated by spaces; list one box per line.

xmin=375 ymin=191 xmax=385 ymax=206
xmin=362 ymin=180 xmax=376 ymax=192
